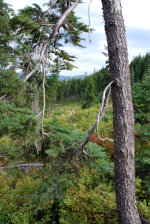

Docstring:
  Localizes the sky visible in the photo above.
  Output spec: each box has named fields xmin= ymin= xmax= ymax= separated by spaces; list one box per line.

xmin=5 ymin=0 xmax=150 ymax=76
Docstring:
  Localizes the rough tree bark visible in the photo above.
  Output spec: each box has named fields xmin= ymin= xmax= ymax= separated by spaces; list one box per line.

xmin=101 ymin=0 xmax=141 ymax=223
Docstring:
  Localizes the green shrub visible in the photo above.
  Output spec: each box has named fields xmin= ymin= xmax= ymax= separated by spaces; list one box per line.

xmin=0 ymin=172 xmax=41 ymax=223
xmin=60 ymin=167 xmax=119 ymax=224
xmin=136 ymin=178 xmax=150 ymax=221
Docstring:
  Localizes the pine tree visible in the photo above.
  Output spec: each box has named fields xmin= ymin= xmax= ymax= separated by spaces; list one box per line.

xmin=132 ymin=69 xmax=150 ymax=123
xmin=130 ymin=53 xmax=150 ymax=83
xmin=82 ymin=77 xmax=97 ymax=109
xmin=0 ymin=0 xmax=26 ymax=106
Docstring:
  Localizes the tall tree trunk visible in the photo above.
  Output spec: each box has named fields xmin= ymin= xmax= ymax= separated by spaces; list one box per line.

xmin=101 ymin=0 xmax=141 ymax=223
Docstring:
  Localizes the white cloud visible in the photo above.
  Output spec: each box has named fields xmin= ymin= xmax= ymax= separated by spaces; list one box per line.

xmin=81 ymin=0 xmax=150 ymax=30
xmin=122 ymin=0 xmax=150 ymax=30
xmin=6 ymin=0 xmax=45 ymax=12
xmin=128 ymin=47 xmax=147 ymax=63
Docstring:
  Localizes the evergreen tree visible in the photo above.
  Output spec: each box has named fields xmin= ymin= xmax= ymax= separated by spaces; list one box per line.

xmin=8 ymin=2 xmax=88 ymax=111
xmin=45 ymin=73 xmax=58 ymax=116
xmin=10 ymin=1 xmax=88 ymax=79
xmin=130 ymin=53 xmax=150 ymax=82
xmin=132 ymin=69 xmax=150 ymax=123
xmin=0 ymin=0 xmax=14 ymax=68
xmin=56 ymin=80 xmax=67 ymax=104
xmin=0 ymin=0 xmax=26 ymax=106
xmin=82 ymin=77 xmax=97 ymax=109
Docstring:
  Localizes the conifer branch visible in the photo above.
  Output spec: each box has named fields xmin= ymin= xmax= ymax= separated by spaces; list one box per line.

xmin=23 ymin=0 xmax=80 ymax=82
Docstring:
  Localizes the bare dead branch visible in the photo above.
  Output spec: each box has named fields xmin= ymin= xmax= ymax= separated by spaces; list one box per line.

xmin=83 ymin=148 xmax=93 ymax=157
xmin=78 ymin=81 xmax=114 ymax=152
xmin=23 ymin=0 xmax=80 ymax=82
xmin=0 ymin=167 xmax=6 ymax=175
xmin=36 ymin=111 xmax=43 ymax=118
xmin=48 ymin=178 xmax=61 ymax=195
xmin=1 ymin=163 xmax=43 ymax=174
xmin=41 ymin=24 xmax=54 ymax=27
xmin=0 ymin=94 xmax=7 ymax=100
xmin=43 ymin=131 xmax=53 ymax=136
xmin=67 ymin=0 xmax=71 ymax=7
xmin=64 ymin=137 xmax=87 ymax=150
xmin=1 ymin=163 xmax=44 ymax=170
xmin=69 ymin=81 xmax=115 ymax=160
xmin=88 ymin=0 xmax=93 ymax=42
xmin=41 ymin=59 xmax=46 ymax=137
xmin=96 ymin=80 xmax=114 ymax=141
xmin=35 ymin=137 xmax=42 ymax=155
xmin=23 ymin=42 xmax=48 ymax=82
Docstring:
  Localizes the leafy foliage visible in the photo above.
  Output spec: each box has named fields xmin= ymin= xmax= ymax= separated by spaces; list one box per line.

xmin=130 ymin=53 xmax=150 ymax=82
xmin=136 ymin=150 xmax=150 ymax=198
xmin=82 ymin=77 xmax=98 ymax=109
xmin=0 ymin=102 xmax=39 ymax=162
xmin=0 ymin=70 xmax=27 ymax=107
xmin=0 ymin=102 xmax=39 ymax=139
xmin=136 ymin=178 xmax=150 ymax=219
xmin=132 ymin=71 xmax=150 ymax=123
xmin=0 ymin=0 xmax=15 ymax=68
xmin=60 ymin=167 xmax=118 ymax=224
xmin=56 ymin=67 xmax=110 ymax=103
xmin=0 ymin=171 xmax=41 ymax=224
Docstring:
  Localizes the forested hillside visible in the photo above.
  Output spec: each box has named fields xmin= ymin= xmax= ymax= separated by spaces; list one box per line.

xmin=0 ymin=0 xmax=150 ymax=223
xmin=56 ymin=54 xmax=150 ymax=123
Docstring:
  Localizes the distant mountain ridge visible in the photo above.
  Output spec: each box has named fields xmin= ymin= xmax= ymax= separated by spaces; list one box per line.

xmin=58 ymin=75 xmax=84 ymax=81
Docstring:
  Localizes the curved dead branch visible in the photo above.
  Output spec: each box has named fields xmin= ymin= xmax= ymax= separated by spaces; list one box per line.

xmin=67 ymin=81 xmax=115 ymax=160
xmin=96 ymin=80 xmax=114 ymax=141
